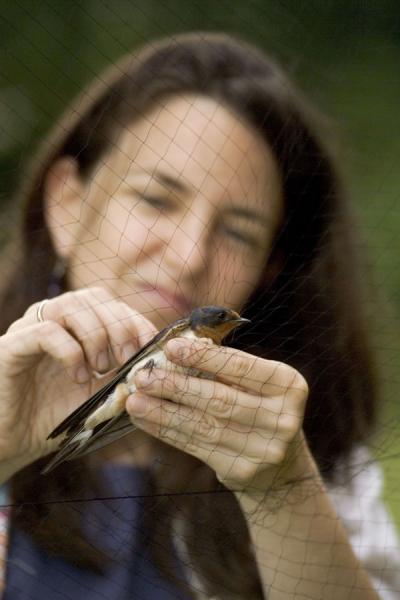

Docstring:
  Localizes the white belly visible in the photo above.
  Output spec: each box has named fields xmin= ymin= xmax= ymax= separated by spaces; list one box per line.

xmin=85 ymin=329 xmax=210 ymax=428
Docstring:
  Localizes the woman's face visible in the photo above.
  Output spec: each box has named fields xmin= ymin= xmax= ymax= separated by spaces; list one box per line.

xmin=46 ymin=95 xmax=283 ymax=330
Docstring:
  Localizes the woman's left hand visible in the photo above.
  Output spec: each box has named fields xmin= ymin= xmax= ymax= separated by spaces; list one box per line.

xmin=127 ymin=337 xmax=309 ymax=493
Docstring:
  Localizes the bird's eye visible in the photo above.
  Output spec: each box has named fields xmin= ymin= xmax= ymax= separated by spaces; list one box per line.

xmin=217 ymin=311 xmax=226 ymax=320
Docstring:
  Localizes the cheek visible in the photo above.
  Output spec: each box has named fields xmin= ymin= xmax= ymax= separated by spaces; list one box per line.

xmin=69 ymin=202 xmax=162 ymax=287
xmin=110 ymin=214 xmax=154 ymax=263
xmin=95 ymin=201 xmax=162 ymax=263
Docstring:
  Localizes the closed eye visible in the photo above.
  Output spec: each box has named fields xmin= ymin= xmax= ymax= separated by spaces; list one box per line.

xmin=138 ymin=193 xmax=173 ymax=211
xmin=220 ymin=224 xmax=259 ymax=247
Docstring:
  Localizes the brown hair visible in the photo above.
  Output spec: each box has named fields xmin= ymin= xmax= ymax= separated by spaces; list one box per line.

xmin=2 ymin=33 xmax=377 ymax=599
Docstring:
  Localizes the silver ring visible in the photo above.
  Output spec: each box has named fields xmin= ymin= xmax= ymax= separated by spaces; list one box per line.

xmin=36 ymin=299 xmax=50 ymax=323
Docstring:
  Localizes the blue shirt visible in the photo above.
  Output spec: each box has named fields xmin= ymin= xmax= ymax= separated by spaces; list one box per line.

xmin=5 ymin=465 xmax=190 ymax=600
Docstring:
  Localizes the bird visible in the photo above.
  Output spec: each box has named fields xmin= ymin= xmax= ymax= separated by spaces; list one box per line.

xmin=42 ymin=305 xmax=250 ymax=473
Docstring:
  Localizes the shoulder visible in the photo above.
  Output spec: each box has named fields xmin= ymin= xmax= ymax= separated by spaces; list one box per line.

xmin=326 ymin=446 xmax=384 ymax=519
xmin=327 ymin=446 xmax=400 ymax=599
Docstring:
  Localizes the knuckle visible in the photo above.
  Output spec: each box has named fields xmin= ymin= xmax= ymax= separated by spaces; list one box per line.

xmin=25 ymin=298 xmax=58 ymax=323
xmin=125 ymin=300 xmax=145 ymax=325
xmin=75 ymin=286 xmax=110 ymax=308
xmin=7 ymin=318 xmax=23 ymax=333
xmin=241 ymin=462 xmax=258 ymax=483
xmin=163 ymin=372 xmax=187 ymax=397
xmin=232 ymin=459 xmax=258 ymax=486
xmin=40 ymin=319 xmax=61 ymax=337
xmin=283 ymin=366 xmax=308 ymax=393
xmin=87 ymin=285 xmax=110 ymax=299
xmin=292 ymin=371 xmax=309 ymax=398
xmin=23 ymin=303 xmax=38 ymax=318
xmin=192 ymin=341 xmax=219 ymax=365
xmin=195 ymin=415 xmax=219 ymax=440
xmin=185 ymin=342 xmax=206 ymax=365
xmin=287 ymin=378 xmax=308 ymax=413
xmin=229 ymin=352 xmax=252 ymax=380
xmin=93 ymin=285 xmax=109 ymax=295
xmin=59 ymin=294 xmax=81 ymax=318
xmin=208 ymin=391 xmax=234 ymax=417
xmin=116 ymin=301 xmax=137 ymax=322
xmin=63 ymin=345 xmax=84 ymax=366
xmin=133 ymin=309 xmax=153 ymax=327
xmin=62 ymin=290 xmax=77 ymax=305
xmin=277 ymin=413 xmax=300 ymax=440
xmin=265 ymin=440 xmax=287 ymax=465
xmin=88 ymin=326 xmax=108 ymax=347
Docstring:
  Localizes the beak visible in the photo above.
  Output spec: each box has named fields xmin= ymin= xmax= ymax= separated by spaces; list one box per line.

xmin=232 ymin=317 xmax=251 ymax=325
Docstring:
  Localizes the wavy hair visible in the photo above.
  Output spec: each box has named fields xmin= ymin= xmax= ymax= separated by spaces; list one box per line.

xmin=2 ymin=33 xmax=377 ymax=599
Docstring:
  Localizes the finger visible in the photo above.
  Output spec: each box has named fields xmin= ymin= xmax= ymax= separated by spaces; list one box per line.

xmin=128 ymin=417 xmax=264 ymax=492
xmin=127 ymin=393 xmax=291 ymax=485
xmin=57 ymin=287 xmax=141 ymax=371
xmin=82 ymin=287 xmax=158 ymax=349
xmin=165 ymin=339 xmax=308 ymax=397
xmin=39 ymin=292 xmax=112 ymax=373
xmin=134 ymin=368 xmax=302 ymax=431
xmin=89 ymin=299 xmax=158 ymax=365
xmin=127 ymin=390 xmax=291 ymax=460
xmin=1 ymin=321 xmax=90 ymax=384
xmin=20 ymin=288 xmax=158 ymax=372
xmin=127 ymin=408 xmax=216 ymax=464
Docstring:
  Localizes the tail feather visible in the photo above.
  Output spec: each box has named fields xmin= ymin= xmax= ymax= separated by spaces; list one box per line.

xmin=42 ymin=413 xmax=134 ymax=474
xmin=47 ymin=377 xmax=120 ymax=439
xmin=41 ymin=442 xmax=83 ymax=474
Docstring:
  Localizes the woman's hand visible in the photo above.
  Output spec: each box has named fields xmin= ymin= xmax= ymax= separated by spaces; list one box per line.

xmin=126 ymin=339 xmax=384 ymax=600
xmin=0 ymin=286 xmax=157 ymax=480
xmin=127 ymin=337 xmax=310 ymax=494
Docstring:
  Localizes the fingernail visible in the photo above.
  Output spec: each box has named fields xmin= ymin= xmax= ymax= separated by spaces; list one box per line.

xmin=135 ymin=368 xmax=159 ymax=387
xmin=122 ymin=343 xmax=136 ymax=362
xmin=166 ymin=339 xmax=190 ymax=360
xmin=135 ymin=370 xmax=152 ymax=387
xmin=96 ymin=351 xmax=109 ymax=372
xmin=127 ymin=393 xmax=148 ymax=417
xmin=76 ymin=365 xmax=90 ymax=384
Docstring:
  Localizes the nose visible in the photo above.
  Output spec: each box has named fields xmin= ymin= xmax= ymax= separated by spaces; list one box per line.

xmin=163 ymin=210 xmax=211 ymax=284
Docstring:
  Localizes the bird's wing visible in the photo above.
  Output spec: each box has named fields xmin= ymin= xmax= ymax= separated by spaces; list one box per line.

xmin=42 ymin=412 xmax=134 ymax=474
xmin=69 ymin=413 xmax=134 ymax=457
xmin=47 ymin=317 xmax=189 ymax=439
xmin=48 ymin=376 xmax=123 ymax=439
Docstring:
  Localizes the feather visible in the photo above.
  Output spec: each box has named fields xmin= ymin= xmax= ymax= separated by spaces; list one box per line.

xmin=42 ymin=306 xmax=248 ymax=473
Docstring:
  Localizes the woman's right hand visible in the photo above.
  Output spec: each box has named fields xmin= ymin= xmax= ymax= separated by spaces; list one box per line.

xmin=0 ymin=286 xmax=157 ymax=482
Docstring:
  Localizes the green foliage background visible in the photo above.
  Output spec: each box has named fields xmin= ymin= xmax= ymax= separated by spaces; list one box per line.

xmin=1 ymin=1 xmax=399 ymax=522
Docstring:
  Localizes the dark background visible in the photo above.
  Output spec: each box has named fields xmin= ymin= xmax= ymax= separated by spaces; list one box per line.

xmin=1 ymin=0 xmax=399 ymax=523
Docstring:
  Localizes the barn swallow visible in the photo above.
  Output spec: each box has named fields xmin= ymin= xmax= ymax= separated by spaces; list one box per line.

xmin=42 ymin=306 xmax=250 ymax=473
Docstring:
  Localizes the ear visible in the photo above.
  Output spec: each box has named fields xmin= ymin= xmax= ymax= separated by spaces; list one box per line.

xmin=44 ymin=157 xmax=85 ymax=258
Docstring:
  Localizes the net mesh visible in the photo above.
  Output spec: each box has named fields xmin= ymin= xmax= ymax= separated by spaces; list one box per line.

xmin=0 ymin=2 xmax=399 ymax=599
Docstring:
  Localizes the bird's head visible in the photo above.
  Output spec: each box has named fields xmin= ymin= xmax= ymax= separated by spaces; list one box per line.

xmin=188 ymin=306 xmax=250 ymax=344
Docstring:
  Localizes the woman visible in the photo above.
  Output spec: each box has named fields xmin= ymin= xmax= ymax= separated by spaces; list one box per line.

xmin=0 ymin=32 xmax=398 ymax=599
